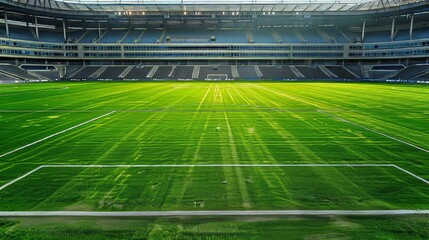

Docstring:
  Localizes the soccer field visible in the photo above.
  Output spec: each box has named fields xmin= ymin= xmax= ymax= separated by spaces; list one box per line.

xmin=0 ymin=82 xmax=428 ymax=213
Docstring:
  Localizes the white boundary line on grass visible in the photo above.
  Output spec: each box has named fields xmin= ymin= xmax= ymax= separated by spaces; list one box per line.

xmin=0 ymin=164 xmax=428 ymax=216
xmin=0 ymin=210 xmax=429 ymax=217
xmin=1 ymin=164 xmax=428 ymax=193
xmin=318 ymin=110 xmax=429 ymax=154
xmin=0 ymin=111 xmax=116 ymax=158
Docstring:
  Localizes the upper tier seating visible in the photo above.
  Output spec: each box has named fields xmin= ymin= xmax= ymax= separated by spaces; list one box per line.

xmin=413 ymin=27 xmax=429 ymax=40
xmin=299 ymin=28 xmax=325 ymax=43
xmin=214 ymin=30 xmax=247 ymax=43
xmin=139 ymin=30 xmax=163 ymax=43
xmin=98 ymin=30 xmax=127 ymax=43
xmin=395 ymin=29 xmax=410 ymax=41
xmin=365 ymin=31 xmax=391 ymax=42
xmin=38 ymin=30 xmax=65 ymax=43
xmin=2 ymin=26 xmax=429 ymax=44
xmin=10 ymin=28 xmax=35 ymax=41
xmin=250 ymin=29 xmax=276 ymax=43
xmin=276 ymin=28 xmax=301 ymax=43
xmin=79 ymin=30 xmax=100 ymax=43
xmin=165 ymin=29 xmax=212 ymax=43
xmin=122 ymin=29 xmax=143 ymax=43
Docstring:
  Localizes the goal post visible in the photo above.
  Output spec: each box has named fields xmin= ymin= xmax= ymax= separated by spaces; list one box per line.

xmin=206 ymin=74 xmax=229 ymax=81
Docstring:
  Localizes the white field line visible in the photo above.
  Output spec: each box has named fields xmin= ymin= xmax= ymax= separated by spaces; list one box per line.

xmin=1 ymin=163 xmax=428 ymax=194
xmin=41 ymin=164 xmax=395 ymax=168
xmin=0 ymin=111 xmax=116 ymax=158
xmin=392 ymin=165 xmax=429 ymax=185
xmin=0 ymin=210 xmax=428 ymax=217
xmin=318 ymin=110 xmax=429 ymax=154
xmin=0 ymin=165 xmax=44 ymax=191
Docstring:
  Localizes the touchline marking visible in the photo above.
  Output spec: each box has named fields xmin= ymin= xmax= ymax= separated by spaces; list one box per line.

xmin=318 ymin=110 xmax=429 ymax=154
xmin=0 ymin=210 xmax=428 ymax=217
xmin=1 ymin=164 xmax=428 ymax=193
xmin=0 ymin=111 xmax=116 ymax=158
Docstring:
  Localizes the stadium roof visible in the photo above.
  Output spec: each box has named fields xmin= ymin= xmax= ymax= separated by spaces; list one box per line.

xmin=1 ymin=0 xmax=427 ymax=15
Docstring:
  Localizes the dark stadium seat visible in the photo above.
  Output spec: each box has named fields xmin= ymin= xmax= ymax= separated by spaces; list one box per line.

xmin=153 ymin=66 xmax=173 ymax=79
xmin=390 ymin=65 xmax=429 ymax=79
xmin=237 ymin=66 xmax=259 ymax=80
xmin=70 ymin=66 xmax=100 ymax=80
xmin=172 ymin=66 xmax=194 ymax=80
xmin=124 ymin=66 xmax=152 ymax=80
xmin=326 ymin=66 xmax=358 ymax=79
xmin=259 ymin=66 xmax=298 ymax=80
xmin=295 ymin=66 xmax=329 ymax=79
xmin=97 ymin=66 xmax=127 ymax=80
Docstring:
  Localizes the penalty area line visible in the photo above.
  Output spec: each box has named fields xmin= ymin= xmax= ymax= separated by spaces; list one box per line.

xmin=0 ymin=111 xmax=116 ymax=158
xmin=318 ymin=110 xmax=429 ymax=154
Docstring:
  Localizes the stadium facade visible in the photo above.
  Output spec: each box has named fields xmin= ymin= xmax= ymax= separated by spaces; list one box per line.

xmin=0 ymin=0 xmax=429 ymax=81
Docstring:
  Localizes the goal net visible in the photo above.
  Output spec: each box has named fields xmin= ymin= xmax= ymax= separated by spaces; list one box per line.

xmin=206 ymin=74 xmax=229 ymax=81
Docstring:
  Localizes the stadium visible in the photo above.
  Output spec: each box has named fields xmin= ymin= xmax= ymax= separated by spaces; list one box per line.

xmin=0 ymin=0 xmax=428 ymax=238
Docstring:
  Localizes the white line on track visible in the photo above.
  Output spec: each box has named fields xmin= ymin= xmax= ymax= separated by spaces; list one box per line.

xmin=0 ymin=210 xmax=428 ymax=217
xmin=318 ymin=110 xmax=429 ymax=154
xmin=0 ymin=111 xmax=116 ymax=158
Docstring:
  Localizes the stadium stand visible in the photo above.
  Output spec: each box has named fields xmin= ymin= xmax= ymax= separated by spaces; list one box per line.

xmin=299 ymin=28 xmax=325 ymax=43
xmin=172 ymin=66 xmax=194 ymax=80
xmin=124 ymin=66 xmax=152 ymax=80
xmin=97 ymin=66 xmax=127 ymax=80
xmin=325 ymin=66 xmax=358 ymax=79
xmin=79 ymin=30 xmax=100 ymax=43
xmin=139 ymin=29 xmax=163 ymax=43
xmin=295 ymin=66 xmax=329 ymax=79
xmin=198 ymin=66 xmax=232 ymax=80
xmin=121 ymin=29 xmax=143 ymax=43
xmin=38 ymin=30 xmax=64 ymax=43
xmin=0 ymin=0 xmax=429 ymax=83
xmin=389 ymin=65 xmax=429 ymax=79
xmin=259 ymin=66 xmax=298 ymax=80
xmin=237 ymin=66 xmax=260 ymax=80
xmin=250 ymin=29 xmax=276 ymax=43
xmin=0 ymin=65 xmax=40 ymax=80
xmin=32 ymin=70 xmax=59 ymax=80
xmin=98 ymin=30 xmax=127 ymax=43
xmin=153 ymin=66 xmax=173 ymax=79
xmin=70 ymin=66 xmax=100 ymax=80
xmin=365 ymin=31 xmax=391 ymax=42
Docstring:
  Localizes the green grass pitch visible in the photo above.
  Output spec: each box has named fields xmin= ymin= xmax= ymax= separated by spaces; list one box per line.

xmin=0 ymin=82 xmax=428 ymax=239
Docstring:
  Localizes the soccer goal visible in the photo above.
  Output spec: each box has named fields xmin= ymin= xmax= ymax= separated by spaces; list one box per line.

xmin=206 ymin=74 xmax=229 ymax=81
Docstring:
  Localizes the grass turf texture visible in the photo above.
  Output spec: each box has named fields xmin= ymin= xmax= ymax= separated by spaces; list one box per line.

xmin=0 ymin=82 xmax=428 ymax=238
